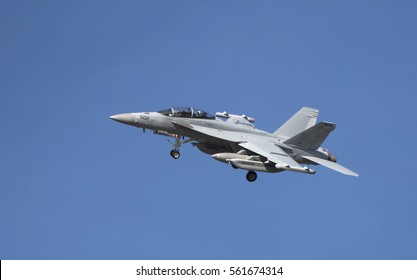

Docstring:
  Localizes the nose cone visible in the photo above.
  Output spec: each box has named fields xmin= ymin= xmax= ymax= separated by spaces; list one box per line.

xmin=110 ymin=113 xmax=135 ymax=125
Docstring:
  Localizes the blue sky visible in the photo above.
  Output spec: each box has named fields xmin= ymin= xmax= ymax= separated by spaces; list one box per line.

xmin=1 ymin=0 xmax=416 ymax=259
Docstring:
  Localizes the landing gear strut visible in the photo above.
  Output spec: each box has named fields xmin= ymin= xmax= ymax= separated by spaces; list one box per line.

xmin=246 ymin=171 xmax=257 ymax=182
xmin=168 ymin=135 xmax=193 ymax=160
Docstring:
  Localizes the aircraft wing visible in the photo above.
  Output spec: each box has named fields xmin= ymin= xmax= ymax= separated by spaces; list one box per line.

xmin=238 ymin=141 xmax=300 ymax=167
xmin=238 ymin=141 xmax=315 ymax=174
xmin=173 ymin=122 xmax=314 ymax=173
xmin=172 ymin=122 xmax=295 ymax=163
xmin=302 ymin=156 xmax=359 ymax=177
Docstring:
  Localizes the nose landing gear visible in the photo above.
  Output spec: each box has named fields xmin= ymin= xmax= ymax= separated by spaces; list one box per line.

xmin=168 ymin=135 xmax=193 ymax=160
xmin=170 ymin=149 xmax=180 ymax=159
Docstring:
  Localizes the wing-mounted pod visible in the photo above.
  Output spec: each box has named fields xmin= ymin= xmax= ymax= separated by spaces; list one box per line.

xmin=215 ymin=112 xmax=255 ymax=123
xmin=215 ymin=111 xmax=230 ymax=118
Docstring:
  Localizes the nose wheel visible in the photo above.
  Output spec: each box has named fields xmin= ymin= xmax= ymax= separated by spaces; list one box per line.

xmin=170 ymin=149 xmax=180 ymax=159
xmin=246 ymin=171 xmax=257 ymax=182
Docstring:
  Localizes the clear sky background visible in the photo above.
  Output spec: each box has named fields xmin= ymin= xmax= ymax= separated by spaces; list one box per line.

xmin=1 ymin=0 xmax=416 ymax=260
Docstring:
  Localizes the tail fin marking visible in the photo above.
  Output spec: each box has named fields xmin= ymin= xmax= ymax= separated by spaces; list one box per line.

xmin=274 ymin=107 xmax=319 ymax=139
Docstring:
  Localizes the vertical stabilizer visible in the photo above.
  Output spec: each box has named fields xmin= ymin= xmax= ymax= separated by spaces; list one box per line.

xmin=273 ymin=107 xmax=319 ymax=139
xmin=284 ymin=121 xmax=336 ymax=150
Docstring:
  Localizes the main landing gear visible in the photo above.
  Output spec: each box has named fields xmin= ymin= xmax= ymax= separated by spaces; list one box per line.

xmin=246 ymin=171 xmax=257 ymax=182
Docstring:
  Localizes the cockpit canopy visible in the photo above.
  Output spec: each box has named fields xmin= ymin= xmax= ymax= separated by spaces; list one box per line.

xmin=158 ymin=107 xmax=215 ymax=119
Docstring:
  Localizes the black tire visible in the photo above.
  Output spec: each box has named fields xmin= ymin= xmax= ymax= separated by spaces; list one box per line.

xmin=246 ymin=171 xmax=257 ymax=182
xmin=170 ymin=149 xmax=180 ymax=159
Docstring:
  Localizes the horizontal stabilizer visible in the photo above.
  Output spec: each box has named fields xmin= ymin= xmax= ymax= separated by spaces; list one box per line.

xmin=302 ymin=156 xmax=359 ymax=177
xmin=284 ymin=121 xmax=336 ymax=150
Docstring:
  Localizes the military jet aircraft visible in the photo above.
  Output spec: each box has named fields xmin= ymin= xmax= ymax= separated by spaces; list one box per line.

xmin=110 ymin=107 xmax=358 ymax=181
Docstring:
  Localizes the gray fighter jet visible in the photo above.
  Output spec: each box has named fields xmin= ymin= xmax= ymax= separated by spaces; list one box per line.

xmin=110 ymin=107 xmax=358 ymax=181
